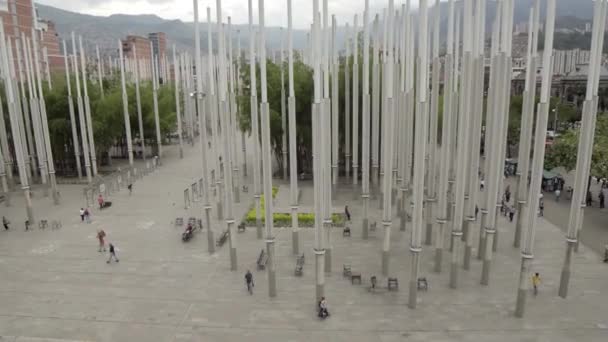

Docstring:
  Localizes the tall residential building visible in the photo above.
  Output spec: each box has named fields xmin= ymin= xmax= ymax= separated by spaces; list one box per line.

xmin=122 ymin=35 xmax=152 ymax=59
xmin=0 ymin=0 xmax=63 ymax=72
xmin=148 ymin=32 xmax=166 ymax=59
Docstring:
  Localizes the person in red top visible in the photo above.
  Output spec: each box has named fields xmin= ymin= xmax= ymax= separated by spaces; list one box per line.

xmin=98 ymin=194 xmax=104 ymax=209
xmin=97 ymin=230 xmax=106 ymax=252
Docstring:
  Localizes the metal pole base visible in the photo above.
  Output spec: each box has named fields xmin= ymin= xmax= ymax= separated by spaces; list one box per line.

xmin=434 ymin=248 xmax=443 ymax=273
xmin=256 ymin=218 xmax=263 ymax=239
xmin=292 ymin=230 xmax=300 ymax=255
xmin=558 ymin=241 xmax=575 ymax=298
xmin=492 ymin=230 xmax=498 ymax=252
xmin=513 ymin=202 xmax=524 ymax=248
xmin=230 ymin=247 xmax=237 ymax=271
xmin=382 ymin=250 xmax=389 ymax=276
xmin=481 ymin=259 xmax=491 ymax=285
xmin=463 ymin=245 xmax=472 ymax=270
xmin=267 ymin=240 xmax=277 ymax=297
xmin=425 ymin=222 xmax=433 ymax=245
xmin=353 ymin=166 xmax=358 ymax=186
xmin=207 ymin=229 xmax=215 ymax=254
xmin=179 ymin=148 xmax=183 ymax=159
xmin=449 ymin=261 xmax=458 ymax=289
xmin=325 ymin=248 xmax=332 ymax=273
xmin=514 ymin=288 xmax=527 ymax=318
xmin=362 ymin=217 xmax=369 ymax=240
xmin=400 ymin=211 xmax=406 ymax=231
xmin=216 ymin=201 xmax=224 ymax=220
xmin=477 ymin=226 xmax=485 ymax=260
xmin=234 ymin=186 xmax=240 ymax=203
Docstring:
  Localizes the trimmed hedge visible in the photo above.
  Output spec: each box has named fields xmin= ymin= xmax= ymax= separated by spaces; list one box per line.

xmin=242 ymin=186 xmax=345 ymax=227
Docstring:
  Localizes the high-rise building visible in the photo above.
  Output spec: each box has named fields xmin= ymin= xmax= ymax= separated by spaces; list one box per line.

xmin=122 ymin=35 xmax=152 ymax=59
xmin=148 ymin=32 xmax=166 ymax=59
xmin=0 ymin=0 xmax=63 ymax=72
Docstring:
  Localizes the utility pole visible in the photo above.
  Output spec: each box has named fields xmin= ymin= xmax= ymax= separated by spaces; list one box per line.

xmin=150 ymin=43 xmax=162 ymax=162
xmin=352 ymin=14 xmax=359 ymax=188
xmin=281 ymin=29 xmax=287 ymax=181
xmin=96 ymin=45 xmax=104 ymax=98
xmin=370 ymin=14 xmax=380 ymax=198
xmin=344 ymin=23 xmax=351 ymax=184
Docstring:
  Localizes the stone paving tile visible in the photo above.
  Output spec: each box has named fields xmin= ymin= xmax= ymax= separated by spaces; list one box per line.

xmin=0 ymin=144 xmax=607 ymax=342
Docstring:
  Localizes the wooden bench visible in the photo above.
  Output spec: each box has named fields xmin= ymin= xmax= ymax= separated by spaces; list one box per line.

xmin=242 ymin=185 xmax=249 ymax=193
xmin=51 ymin=220 xmax=62 ymax=229
xmin=388 ymin=277 xmax=399 ymax=291
xmin=343 ymin=264 xmax=352 ymax=277
xmin=196 ymin=219 xmax=203 ymax=230
xmin=257 ymin=249 xmax=268 ymax=270
xmin=38 ymin=220 xmax=48 ymax=229
xmin=343 ymin=226 xmax=351 ymax=237
xmin=237 ymin=223 xmax=246 ymax=232
xmin=351 ymin=272 xmax=362 ymax=285
xmin=216 ymin=230 xmax=228 ymax=246
xmin=294 ymin=253 xmax=305 ymax=276
xmin=417 ymin=277 xmax=428 ymax=291
xmin=174 ymin=218 xmax=184 ymax=226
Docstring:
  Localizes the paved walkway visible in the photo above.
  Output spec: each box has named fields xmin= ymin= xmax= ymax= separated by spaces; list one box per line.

xmin=0 ymin=143 xmax=607 ymax=341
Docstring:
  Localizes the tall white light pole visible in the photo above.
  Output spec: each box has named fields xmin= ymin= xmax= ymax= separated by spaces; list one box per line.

xmin=193 ymin=0 xmax=215 ymax=255
xmin=312 ymin=0 xmax=326 ymax=301
xmin=370 ymin=14 xmax=380 ymax=196
xmin=173 ymin=46 xmax=184 ymax=159
xmin=0 ymin=20 xmax=33 ymax=219
xmin=217 ymin=0 xmax=238 ymax=271
xmin=280 ymin=29 xmax=288 ymax=181
xmin=31 ymin=29 xmax=59 ymax=204
xmin=287 ymin=0 xmax=300 ymax=254
xmin=381 ymin=0 xmax=396 ymax=277
xmin=344 ymin=23 xmax=351 ymax=184
xmin=409 ymin=0 xmax=429 ymax=308
xmin=70 ymin=33 xmax=91 ymax=183
xmin=258 ymin=0 xmax=277 ymax=297
xmin=558 ymin=0 xmax=607 ymax=300
xmin=96 ymin=45 xmax=104 ymax=98
xmin=79 ymin=36 xmax=98 ymax=176
xmin=150 ymin=43 xmax=162 ymax=161
xmin=435 ymin=0 xmax=455 ymax=272
xmin=352 ymin=14 xmax=359 ymax=187
xmin=331 ymin=14 xmax=339 ymax=193
xmin=15 ymin=39 xmax=36 ymax=182
xmin=361 ymin=0 xmax=371 ymax=239
xmin=118 ymin=39 xmax=134 ymax=166
xmin=228 ymin=18 xmax=241 ymax=204
xmin=247 ymin=0 xmax=262 ymax=238
xmin=515 ymin=0 xmax=555 ymax=317
xmin=134 ymin=47 xmax=146 ymax=161
xmin=62 ymin=40 xmax=82 ymax=180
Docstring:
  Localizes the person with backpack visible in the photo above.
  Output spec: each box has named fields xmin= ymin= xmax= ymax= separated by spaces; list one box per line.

xmin=318 ymin=297 xmax=329 ymax=318
xmin=79 ymin=208 xmax=85 ymax=222
xmin=84 ymin=208 xmax=91 ymax=223
xmin=245 ymin=270 xmax=254 ymax=294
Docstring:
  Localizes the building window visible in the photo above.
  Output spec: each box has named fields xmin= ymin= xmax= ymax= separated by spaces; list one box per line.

xmin=0 ymin=0 xmax=8 ymax=11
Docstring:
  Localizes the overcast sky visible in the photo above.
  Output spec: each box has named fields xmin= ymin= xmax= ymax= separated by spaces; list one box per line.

xmin=36 ymin=0 xmax=423 ymax=29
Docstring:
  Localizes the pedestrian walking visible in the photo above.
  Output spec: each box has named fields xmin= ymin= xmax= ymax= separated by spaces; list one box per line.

xmin=509 ymin=207 xmax=515 ymax=222
xmin=599 ymin=191 xmax=605 ymax=209
xmin=555 ymin=188 xmax=561 ymax=202
xmin=475 ymin=205 xmax=479 ymax=219
xmin=106 ymin=243 xmax=119 ymax=263
xmin=318 ymin=297 xmax=330 ymax=318
xmin=345 ymin=205 xmax=351 ymax=221
xmin=97 ymin=230 xmax=106 ymax=252
xmin=505 ymin=186 xmax=511 ymax=203
xmin=586 ymin=191 xmax=593 ymax=207
xmin=480 ymin=179 xmax=485 ymax=190
xmin=98 ymin=194 xmax=104 ymax=210
xmin=84 ymin=208 xmax=91 ymax=223
xmin=245 ymin=270 xmax=254 ymax=294
xmin=539 ymin=200 xmax=544 ymax=217
xmin=2 ymin=216 xmax=9 ymax=230
xmin=127 ymin=184 xmax=133 ymax=195
xmin=532 ymin=272 xmax=541 ymax=296
xmin=79 ymin=208 xmax=85 ymax=222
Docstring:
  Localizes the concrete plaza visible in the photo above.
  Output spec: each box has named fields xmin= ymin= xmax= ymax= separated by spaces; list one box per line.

xmin=0 ymin=144 xmax=607 ymax=342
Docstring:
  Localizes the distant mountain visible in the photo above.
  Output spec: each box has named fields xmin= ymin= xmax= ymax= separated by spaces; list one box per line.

xmin=37 ymin=0 xmax=595 ymax=57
